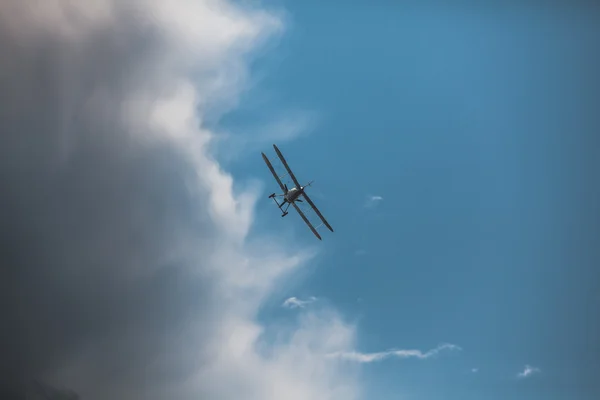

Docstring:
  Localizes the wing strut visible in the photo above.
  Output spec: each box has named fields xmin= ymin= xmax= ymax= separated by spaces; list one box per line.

xmin=273 ymin=144 xmax=302 ymax=189
xmin=262 ymin=152 xmax=286 ymax=193
xmin=291 ymin=203 xmax=322 ymax=240
xmin=301 ymin=192 xmax=334 ymax=232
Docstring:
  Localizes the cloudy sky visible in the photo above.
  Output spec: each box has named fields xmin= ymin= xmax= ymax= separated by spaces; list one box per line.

xmin=1 ymin=1 xmax=598 ymax=400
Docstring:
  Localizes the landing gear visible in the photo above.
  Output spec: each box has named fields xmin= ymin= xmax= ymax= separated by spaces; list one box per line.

xmin=269 ymin=192 xmax=290 ymax=216
xmin=268 ymin=190 xmax=295 ymax=217
xmin=280 ymin=198 xmax=291 ymax=217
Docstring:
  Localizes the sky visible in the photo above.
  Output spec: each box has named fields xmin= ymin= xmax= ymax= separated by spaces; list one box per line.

xmin=0 ymin=1 xmax=598 ymax=400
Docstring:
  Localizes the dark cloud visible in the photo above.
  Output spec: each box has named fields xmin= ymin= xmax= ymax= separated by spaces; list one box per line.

xmin=0 ymin=2 xmax=223 ymax=398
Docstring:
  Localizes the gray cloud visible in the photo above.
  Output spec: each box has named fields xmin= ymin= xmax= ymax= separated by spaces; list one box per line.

xmin=0 ymin=1 xmax=251 ymax=398
xmin=0 ymin=2 xmax=361 ymax=400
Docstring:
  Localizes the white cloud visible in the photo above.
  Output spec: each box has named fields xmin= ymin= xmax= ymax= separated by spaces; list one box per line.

xmin=282 ymin=296 xmax=318 ymax=309
xmin=327 ymin=343 xmax=462 ymax=364
xmin=517 ymin=365 xmax=541 ymax=379
xmin=471 ymin=368 xmax=479 ymax=373
xmin=365 ymin=195 xmax=383 ymax=208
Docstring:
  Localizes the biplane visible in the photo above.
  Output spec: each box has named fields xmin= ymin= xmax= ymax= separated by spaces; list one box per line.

xmin=261 ymin=144 xmax=334 ymax=240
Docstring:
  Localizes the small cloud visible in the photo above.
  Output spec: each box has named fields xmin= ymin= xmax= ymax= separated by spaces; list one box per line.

xmin=364 ymin=195 xmax=383 ymax=208
xmin=327 ymin=343 xmax=461 ymax=364
xmin=517 ymin=364 xmax=540 ymax=379
xmin=282 ymin=296 xmax=317 ymax=309
xmin=471 ymin=368 xmax=479 ymax=373
xmin=354 ymin=249 xmax=367 ymax=256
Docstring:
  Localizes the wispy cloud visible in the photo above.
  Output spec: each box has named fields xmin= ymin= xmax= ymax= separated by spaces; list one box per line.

xmin=258 ymin=111 xmax=319 ymax=143
xmin=471 ymin=368 xmax=479 ymax=373
xmin=354 ymin=249 xmax=367 ymax=256
xmin=517 ymin=364 xmax=541 ymax=379
xmin=364 ymin=195 xmax=383 ymax=208
xmin=327 ymin=343 xmax=462 ymax=363
xmin=282 ymin=296 xmax=318 ymax=309
xmin=216 ymin=110 xmax=319 ymax=162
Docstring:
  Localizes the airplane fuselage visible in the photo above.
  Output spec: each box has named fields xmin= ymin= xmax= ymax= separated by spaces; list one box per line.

xmin=284 ymin=186 xmax=304 ymax=202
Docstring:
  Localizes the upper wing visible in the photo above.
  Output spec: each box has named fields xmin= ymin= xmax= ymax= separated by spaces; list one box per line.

xmin=273 ymin=144 xmax=302 ymax=189
xmin=291 ymin=202 xmax=322 ymax=240
xmin=301 ymin=192 xmax=334 ymax=232
xmin=262 ymin=152 xmax=286 ymax=192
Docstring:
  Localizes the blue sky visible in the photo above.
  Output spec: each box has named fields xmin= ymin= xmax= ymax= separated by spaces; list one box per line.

xmin=219 ymin=1 xmax=600 ymax=399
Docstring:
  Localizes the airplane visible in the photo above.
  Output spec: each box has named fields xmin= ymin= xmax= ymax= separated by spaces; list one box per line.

xmin=261 ymin=144 xmax=334 ymax=240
